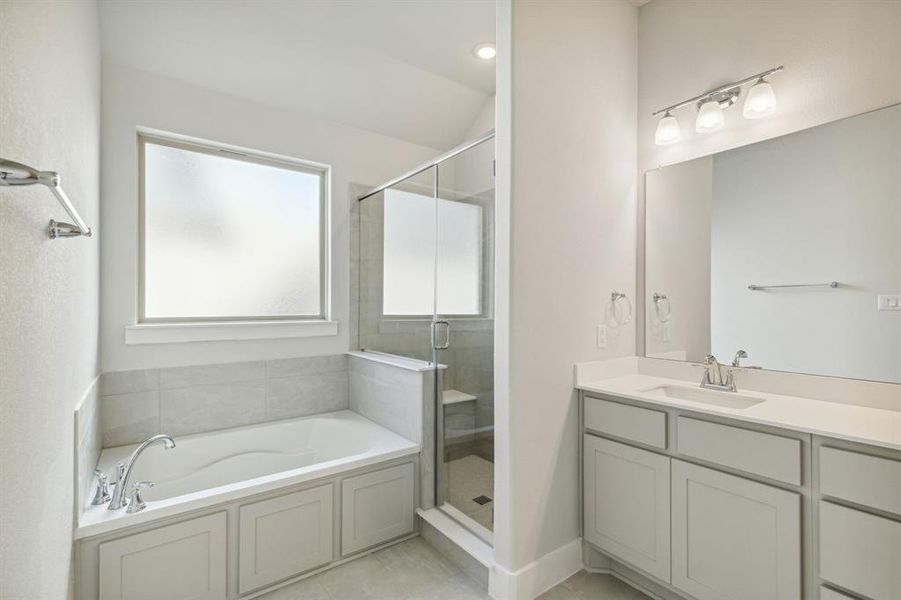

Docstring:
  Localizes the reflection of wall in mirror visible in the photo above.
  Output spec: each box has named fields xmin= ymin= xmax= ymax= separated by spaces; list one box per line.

xmin=709 ymin=105 xmax=900 ymax=383
xmin=645 ymin=157 xmax=712 ymax=362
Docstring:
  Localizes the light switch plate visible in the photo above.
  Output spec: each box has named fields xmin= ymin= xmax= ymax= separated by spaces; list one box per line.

xmin=596 ymin=324 xmax=607 ymax=348
xmin=877 ymin=294 xmax=901 ymax=311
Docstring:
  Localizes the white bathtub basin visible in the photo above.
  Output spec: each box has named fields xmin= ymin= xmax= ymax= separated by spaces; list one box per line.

xmin=78 ymin=410 xmax=419 ymax=538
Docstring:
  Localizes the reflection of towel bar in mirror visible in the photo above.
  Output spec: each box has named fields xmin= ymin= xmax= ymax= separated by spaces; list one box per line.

xmin=747 ymin=281 xmax=839 ymax=291
xmin=0 ymin=158 xmax=93 ymax=238
xmin=652 ymin=292 xmax=672 ymax=322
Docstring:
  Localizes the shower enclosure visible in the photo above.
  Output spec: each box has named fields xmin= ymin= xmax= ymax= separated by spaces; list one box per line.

xmin=355 ymin=132 xmax=495 ymax=540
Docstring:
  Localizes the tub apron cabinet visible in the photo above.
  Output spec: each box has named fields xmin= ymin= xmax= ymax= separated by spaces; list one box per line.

xmin=77 ymin=457 xmax=417 ymax=600
xmin=580 ymin=392 xmax=901 ymax=600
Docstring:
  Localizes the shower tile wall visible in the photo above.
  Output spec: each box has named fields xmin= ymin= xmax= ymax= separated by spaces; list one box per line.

xmin=98 ymin=355 xmax=349 ymax=447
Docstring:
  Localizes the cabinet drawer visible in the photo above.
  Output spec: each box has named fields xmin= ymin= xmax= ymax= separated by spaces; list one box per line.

xmin=676 ymin=417 xmax=801 ymax=485
xmin=584 ymin=396 xmax=666 ymax=448
xmin=820 ymin=447 xmax=901 ymax=515
xmin=341 ymin=462 xmax=415 ymax=555
xmin=239 ymin=484 xmax=334 ymax=594
xmin=819 ymin=501 xmax=901 ymax=600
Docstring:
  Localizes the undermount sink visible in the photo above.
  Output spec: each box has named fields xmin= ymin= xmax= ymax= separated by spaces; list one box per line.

xmin=641 ymin=384 xmax=765 ymax=410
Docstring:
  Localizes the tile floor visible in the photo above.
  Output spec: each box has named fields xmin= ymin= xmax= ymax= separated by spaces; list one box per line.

xmin=444 ymin=454 xmax=494 ymax=530
xmin=256 ymin=537 xmax=652 ymax=600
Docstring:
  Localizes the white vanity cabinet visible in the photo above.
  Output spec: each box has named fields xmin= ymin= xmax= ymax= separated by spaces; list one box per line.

xmin=580 ymin=389 xmax=901 ymax=600
xmin=580 ymin=392 xmax=806 ymax=600
xmin=98 ymin=512 xmax=227 ymax=600
xmin=583 ymin=435 xmax=671 ymax=582
xmin=816 ymin=442 xmax=901 ymax=600
xmin=671 ymin=460 xmax=801 ymax=600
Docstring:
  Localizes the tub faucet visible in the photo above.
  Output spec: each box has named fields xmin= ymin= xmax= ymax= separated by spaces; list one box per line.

xmin=108 ymin=434 xmax=175 ymax=510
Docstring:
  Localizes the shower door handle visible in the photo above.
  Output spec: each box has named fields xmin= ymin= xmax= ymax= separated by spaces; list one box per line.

xmin=431 ymin=320 xmax=450 ymax=350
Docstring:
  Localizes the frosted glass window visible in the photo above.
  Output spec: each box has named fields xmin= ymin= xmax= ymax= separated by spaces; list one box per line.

xmin=382 ymin=189 xmax=481 ymax=316
xmin=141 ymin=137 xmax=326 ymax=320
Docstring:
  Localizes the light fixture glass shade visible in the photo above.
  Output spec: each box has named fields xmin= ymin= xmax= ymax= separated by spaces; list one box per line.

xmin=743 ymin=79 xmax=777 ymax=118
xmin=654 ymin=113 xmax=681 ymax=145
xmin=696 ymin=100 xmax=725 ymax=133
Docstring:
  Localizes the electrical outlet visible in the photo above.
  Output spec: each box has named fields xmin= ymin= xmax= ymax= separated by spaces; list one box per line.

xmin=597 ymin=324 xmax=607 ymax=349
xmin=877 ymin=294 xmax=901 ymax=311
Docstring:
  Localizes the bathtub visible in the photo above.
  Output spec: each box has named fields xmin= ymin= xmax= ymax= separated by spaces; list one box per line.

xmin=76 ymin=410 xmax=419 ymax=539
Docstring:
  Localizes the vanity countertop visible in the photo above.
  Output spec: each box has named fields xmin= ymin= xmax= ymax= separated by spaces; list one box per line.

xmin=578 ymin=372 xmax=901 ymax=452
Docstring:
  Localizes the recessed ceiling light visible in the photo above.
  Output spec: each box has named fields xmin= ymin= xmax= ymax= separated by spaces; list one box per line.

xmin=473 ymin=43 xmax=496 ymax=60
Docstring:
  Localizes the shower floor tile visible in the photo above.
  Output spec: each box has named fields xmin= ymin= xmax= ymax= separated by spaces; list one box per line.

xmin=443 ymin=454 xmax=494 ymax=530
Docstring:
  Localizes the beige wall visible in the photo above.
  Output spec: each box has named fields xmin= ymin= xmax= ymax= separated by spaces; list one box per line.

xmin=0 ymin=2 xmax=101 ymax=598
xmin=637 ymin=0 xmax=901 ymax=351
xmin=500 ymin=0 xmax=638 ymax=571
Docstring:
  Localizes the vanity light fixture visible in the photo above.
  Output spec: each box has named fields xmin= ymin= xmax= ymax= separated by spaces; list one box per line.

xmin=743 ymin=77 xmax=778 ymax=118
xmin=654 ymin=111 xmax=681 ymax=145
xmin=695 ymin=100 xmax=725 ymax=133
xmin=473 ymin=43 xmax=496 ymax=60
xmin=652 ymin=65 xmax=783 ymax=145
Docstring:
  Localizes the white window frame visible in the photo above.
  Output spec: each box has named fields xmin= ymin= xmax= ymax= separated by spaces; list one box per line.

xmin=127 ymin=130 xmax=336 ymax=344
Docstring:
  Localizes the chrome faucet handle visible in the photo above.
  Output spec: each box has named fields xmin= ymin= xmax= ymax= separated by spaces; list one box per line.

xmin=732 ymin=350 xmax=748 ymax=367
xmin=125 ymin=481 xmax=155 ymax=514
xmin=91 ymin=469 xmax=111 ymax=505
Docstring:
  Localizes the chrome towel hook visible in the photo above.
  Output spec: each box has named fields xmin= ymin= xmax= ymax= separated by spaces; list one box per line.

xmin=0 ymin=158 xmax=93 ymax=239
xmin=609 ymin=291 xmax=632 ymax=326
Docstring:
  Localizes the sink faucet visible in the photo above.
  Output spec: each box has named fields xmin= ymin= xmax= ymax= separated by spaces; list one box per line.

xmin=108 ymin=434 xmax=175 ymax=510
xmin=700 ymin=354 xmax=738 ymax=392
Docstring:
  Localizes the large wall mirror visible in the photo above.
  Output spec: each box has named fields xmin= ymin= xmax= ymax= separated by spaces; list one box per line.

xmin=644 ymin=103 xmax=900 ymax=384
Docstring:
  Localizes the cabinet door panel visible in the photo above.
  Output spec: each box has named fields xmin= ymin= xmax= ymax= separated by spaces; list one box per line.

xmin=341 ymin=462 xmax=414 ymax=555
xmin=672 ymin=460 xmax=801 ymax=600
xmin=239 ymin=484 xmax=334 ymax=594
xmin=583 ymin=435 xmax=671 ymax=582
xmin=99 ymin=512 xmax=226 ymax=600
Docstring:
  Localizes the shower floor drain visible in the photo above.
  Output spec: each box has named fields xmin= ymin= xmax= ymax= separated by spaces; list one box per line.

xmin=473 ymin=495 xmax=492 ymax=505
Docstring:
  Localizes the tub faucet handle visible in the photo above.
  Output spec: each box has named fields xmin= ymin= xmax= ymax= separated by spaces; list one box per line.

xmin=91 ymin=469 xmax=111 ymax=505
xmin=125 ymin=481 xmax=155 ymax=514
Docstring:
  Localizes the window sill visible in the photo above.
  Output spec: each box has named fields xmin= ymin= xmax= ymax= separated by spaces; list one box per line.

xmin=125 ymin=320 xmax=339 ymax=345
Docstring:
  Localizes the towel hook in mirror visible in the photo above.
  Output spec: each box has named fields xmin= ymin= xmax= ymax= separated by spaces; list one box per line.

xmin=652 ymin=292 xmax=672 ymax=323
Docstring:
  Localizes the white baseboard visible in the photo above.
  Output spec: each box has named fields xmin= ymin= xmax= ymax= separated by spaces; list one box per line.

xmin=489 ymin=538 xmax=582 ymax=600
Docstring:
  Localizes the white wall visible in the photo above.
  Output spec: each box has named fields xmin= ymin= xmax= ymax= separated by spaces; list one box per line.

xmin=0 ymin=2 xmax=101 ymax=598
xmin=101 ymin=64 xmax=440 ymax=371
xmin=498 ymin=0 xmax=637 ymax=576
xmin=710 ymin=105 xmax=900 ymax=383
xmin=637 ymin=0 xmax=901 ymax=354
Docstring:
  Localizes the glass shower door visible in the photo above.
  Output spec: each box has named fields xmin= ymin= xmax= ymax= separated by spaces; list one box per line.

xmin=434 ymin=138 xmax=495 ymax=538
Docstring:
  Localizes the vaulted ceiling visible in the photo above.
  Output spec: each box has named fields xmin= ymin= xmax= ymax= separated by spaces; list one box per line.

xmin=99 ymin=0 xmax=496 ymax=150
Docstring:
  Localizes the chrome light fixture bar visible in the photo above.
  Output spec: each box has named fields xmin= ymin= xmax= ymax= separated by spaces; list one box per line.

xmin=652 ymin=66 xmax=784 ymax=117
xmin=652 ymin=66 xmax=784 ymax=145
xmin=0 ymin=158 xmax=93 ymax=238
